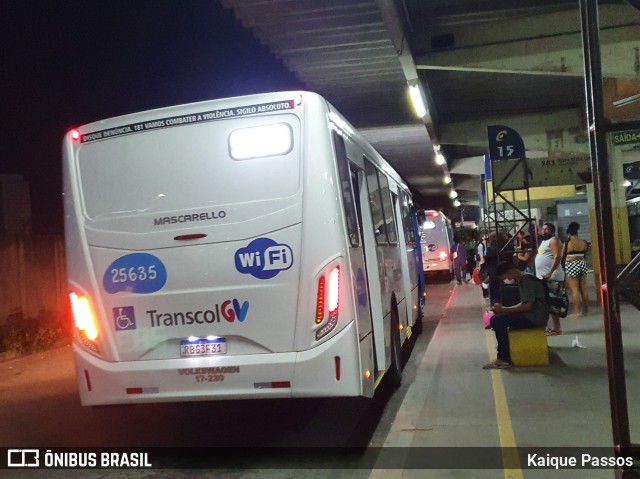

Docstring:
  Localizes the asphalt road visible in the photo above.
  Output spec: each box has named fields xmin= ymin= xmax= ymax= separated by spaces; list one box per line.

xmin=0 ymin=281 xmax=452 ymax=478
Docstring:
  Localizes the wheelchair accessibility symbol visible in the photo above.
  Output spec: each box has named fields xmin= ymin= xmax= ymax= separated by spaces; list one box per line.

xmin=113 ymin=306 xmax=136 ymax=331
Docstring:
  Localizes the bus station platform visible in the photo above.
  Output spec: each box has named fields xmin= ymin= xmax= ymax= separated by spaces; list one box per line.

xmin=368 ymin=273 xmax=640 ymax=479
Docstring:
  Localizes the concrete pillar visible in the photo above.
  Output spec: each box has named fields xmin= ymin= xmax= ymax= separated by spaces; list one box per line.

xmin=587 ymin=134 xmax=632 ymax=299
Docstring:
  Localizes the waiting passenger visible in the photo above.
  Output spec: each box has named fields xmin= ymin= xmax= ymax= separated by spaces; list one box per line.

xmin=513 ymin=233 xmax=534 ymax=274
xmin=477 ymin=233 xmax=489 ymax=301
xmin=482 ymin=261 xmax=550 ymax=369
xmin=451 ymin=236 xmax=469 ymax=285
xmin=563 ymin=222 xmax=590 ymax=317
xmin=535 ymin=222 xmax=566 ymax=336
xmin=485 ymin=233 xmax=501 ymax=306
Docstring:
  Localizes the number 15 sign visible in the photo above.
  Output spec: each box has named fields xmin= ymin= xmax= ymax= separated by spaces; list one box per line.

xmin=488 ymin=125 xmax=526 ymax=161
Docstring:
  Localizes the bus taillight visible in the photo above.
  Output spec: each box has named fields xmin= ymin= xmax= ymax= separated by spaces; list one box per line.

xmin=439 ymin=250 xmax=448 ymax=261
xmin=69 ymin=292 xmax=99 ymax=341
xmin=315 ymin=265 xmax=340 ymax=341
xmin=315 ymin=276 xmax=326 ymax=325
xmin=71 ymin=129 xmax=80 ymax=140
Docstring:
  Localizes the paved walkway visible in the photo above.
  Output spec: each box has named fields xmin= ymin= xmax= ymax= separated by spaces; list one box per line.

xmin=370 ymin=274 xmax=639 ymax=478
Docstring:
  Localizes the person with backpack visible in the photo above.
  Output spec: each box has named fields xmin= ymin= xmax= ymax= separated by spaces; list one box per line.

xmin=535 ymin=222 xmax=566 ymax=336
xmin=450 ymin=236 xmax=469 ymax=285
xmin=482 ymin=261 xmax=550 ymax=369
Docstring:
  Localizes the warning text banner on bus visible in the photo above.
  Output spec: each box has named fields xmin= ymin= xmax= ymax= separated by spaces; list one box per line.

xmin=80 ymin=100 xmax=296 ymax=143
xmin=2 ymin=447 xmax=637 ymax=469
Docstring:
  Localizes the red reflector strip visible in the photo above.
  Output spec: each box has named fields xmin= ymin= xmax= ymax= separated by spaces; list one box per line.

xmin=126 ymin=387 xmax=160 ymax=395
xmin=254 ymin=381 xmax=291 ymax=389
xmin=84 ymin=370 xmax=92 ymax=392
xmin=335 ymin=356 xmax=341 ymax=381
xmin=174 ymin=234 xmax=207 ymax=241
xmin=271 ymin=381 xmax=290 ymax=389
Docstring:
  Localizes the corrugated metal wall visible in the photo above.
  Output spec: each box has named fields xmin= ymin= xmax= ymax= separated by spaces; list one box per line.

xmin=0 ymin=236 xmax=66 ymax=319
xmin=557 ymin=201 xmax=590 ymax=242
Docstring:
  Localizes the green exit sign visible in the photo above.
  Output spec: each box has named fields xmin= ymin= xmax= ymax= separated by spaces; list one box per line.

xmin=613 ymin=130 xmax=640 ymax=145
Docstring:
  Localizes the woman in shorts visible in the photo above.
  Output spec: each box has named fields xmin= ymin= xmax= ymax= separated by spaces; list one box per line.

xmin=563 ymin=222 xmax=590 ymax=317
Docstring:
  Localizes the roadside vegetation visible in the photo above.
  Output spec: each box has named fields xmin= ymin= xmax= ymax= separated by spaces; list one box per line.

xmin=0 ymin=309 xmax=71 ymax=354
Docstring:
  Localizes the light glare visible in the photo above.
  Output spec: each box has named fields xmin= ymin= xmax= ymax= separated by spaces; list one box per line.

xmin=328 ymin=266 xmax=340 ymax=313
xmin=423 ymin=220 xmax=436 ymax=229
xmin=69 ymin=292 xmax=98 ymax=341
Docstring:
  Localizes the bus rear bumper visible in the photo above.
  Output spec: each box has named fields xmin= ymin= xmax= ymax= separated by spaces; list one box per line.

xmin=73 ymin=321 xmax=363 ymax=406
xmin=423 ymin=260 xmax=450 ymax=272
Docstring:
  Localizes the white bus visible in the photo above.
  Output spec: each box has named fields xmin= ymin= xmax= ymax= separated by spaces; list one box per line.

xmin=420 ymin=210 xmax=454 ymax=278
xmin=63 ymin=91 xmax=424 ymax=406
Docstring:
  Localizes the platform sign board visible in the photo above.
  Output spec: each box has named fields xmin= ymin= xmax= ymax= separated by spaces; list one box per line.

xmin=487 ymin=125 xmax=526 ymax=161
xmin=488 ymin=124 xmax=591 ymax=188
xmin=488 ymin=125 xmax=527 ymax=190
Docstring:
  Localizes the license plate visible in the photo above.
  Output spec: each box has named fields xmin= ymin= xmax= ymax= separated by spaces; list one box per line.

xmin=180 ymin=338 xmax=226 ymax=357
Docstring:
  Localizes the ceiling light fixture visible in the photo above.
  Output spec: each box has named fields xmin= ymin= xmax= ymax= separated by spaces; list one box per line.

xmin=408 ymin=83 xmax=427 ymax=118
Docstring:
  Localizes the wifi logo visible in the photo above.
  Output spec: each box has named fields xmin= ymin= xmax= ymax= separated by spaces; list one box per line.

xmin=234 ymin=237 xmax=294 ymax=280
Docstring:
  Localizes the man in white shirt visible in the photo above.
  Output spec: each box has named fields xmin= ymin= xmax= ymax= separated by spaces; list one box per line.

xmin=476 ymin=233 xmax=489 ymax=301
xmin=535 ymin=222 xmax=566 ymax=335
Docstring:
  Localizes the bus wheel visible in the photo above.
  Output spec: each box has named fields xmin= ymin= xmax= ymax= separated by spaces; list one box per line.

xmin=387 ymin=308 xmax=403 ymax=388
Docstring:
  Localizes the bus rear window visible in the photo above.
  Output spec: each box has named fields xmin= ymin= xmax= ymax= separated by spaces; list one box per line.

xmin=77 ymin=116 xmax=300 ymax=220
xmin=229 ymin=123 xmax=293 ymax=160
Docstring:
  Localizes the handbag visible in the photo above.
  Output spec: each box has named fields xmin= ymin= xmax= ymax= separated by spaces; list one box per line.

xmin=472 ymin=267 xmax=482 ymax=285
xmin=483 ymin=309 xmax=494 ymax=329
xmin=547 ymin=282 xmax=569 ymax=318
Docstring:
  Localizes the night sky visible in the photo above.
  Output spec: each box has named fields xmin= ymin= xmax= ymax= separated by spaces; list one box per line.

xmin=1 ymin=1 xmax=304 ymax=233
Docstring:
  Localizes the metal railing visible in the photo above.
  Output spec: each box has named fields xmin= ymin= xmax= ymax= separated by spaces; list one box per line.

xmin=617 ymin=253 xmax=640 ymax=311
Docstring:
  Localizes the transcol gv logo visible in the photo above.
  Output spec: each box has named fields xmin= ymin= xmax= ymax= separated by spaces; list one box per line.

xmin=234 ymin=237 xmax=293 ymax=280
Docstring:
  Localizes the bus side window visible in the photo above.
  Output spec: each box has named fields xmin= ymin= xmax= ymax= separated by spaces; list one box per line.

xmin=364 ymin=158 xmax=388 ymax=246
xmin=381 ymin=181 xmax=398 ymax=244
xmin=333 ymin=133 xmax=360 ymax=247
xmin=376 ymin=171 xmax=398 ymax=245
xmin=400 ymin=191 xmax=415 ymax=246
